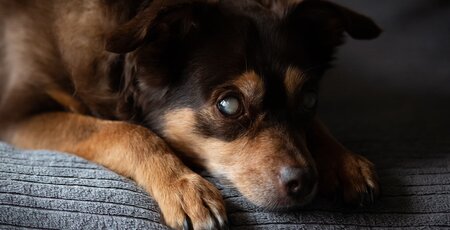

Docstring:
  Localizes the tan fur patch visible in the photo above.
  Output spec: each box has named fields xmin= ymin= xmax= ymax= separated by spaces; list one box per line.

xmin=46 ymin=89 xmax=87 ymax=113
xmin=233 ymin=71 xmax=264 ymax=104
xmin=284 ymin=66 xmax=307 ymax=98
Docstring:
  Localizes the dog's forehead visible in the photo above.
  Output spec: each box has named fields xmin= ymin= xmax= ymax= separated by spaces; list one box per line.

xmin=188 ymin=1 xmax=318 ymax=106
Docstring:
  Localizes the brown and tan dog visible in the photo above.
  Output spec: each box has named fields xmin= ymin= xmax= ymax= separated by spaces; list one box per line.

xmin=0 ymin=0 xmax=381 ymax=229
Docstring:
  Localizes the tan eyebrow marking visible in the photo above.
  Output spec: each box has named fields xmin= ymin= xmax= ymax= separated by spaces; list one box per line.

xmin=284 ymin=66 xmax=307 ymax=97
xmin=233 ymin=71 xmax=265 ymax=104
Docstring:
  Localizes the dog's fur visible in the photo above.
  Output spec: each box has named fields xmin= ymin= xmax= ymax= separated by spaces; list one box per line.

xmin=0 ymin=0 xmax=381 ymax=229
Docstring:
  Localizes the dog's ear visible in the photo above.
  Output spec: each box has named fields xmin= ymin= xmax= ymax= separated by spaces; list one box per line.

xmin=285 ymin=0 xmax=381 ymax=46
xmin=106 ymin=0 xmax=218 ymax=54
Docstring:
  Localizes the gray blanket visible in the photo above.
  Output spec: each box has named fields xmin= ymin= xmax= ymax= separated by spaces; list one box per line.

xmin=1 ymin=141 xmax=449 ymax=229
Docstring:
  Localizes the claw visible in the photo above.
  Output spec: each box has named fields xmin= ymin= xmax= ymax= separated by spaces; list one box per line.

xmin=369 ymin=187 xmax=374 ymax=204
xmin=360 ymin=186 xmax=377 ymax=207
xmin=359 ymin=190 xmax=365 ymax=207
xmin=218 ymin=215 xmax=229 ymax=230
xmin=183 ymin=217 xmax=192 ymax=230
xmin=211 ymin=212 xmax=228 ymax=230
xmin=219 ymin=219 xmax=229 ymax=230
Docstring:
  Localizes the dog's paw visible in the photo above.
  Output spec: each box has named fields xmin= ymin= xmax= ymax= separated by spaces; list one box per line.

xmin=319 ymin=152 xmax=380 ymax=207
xmin=339 ymin=153 xmax=380 ymax=206
xmin=157 ymin=173 xmax=227 ymax=230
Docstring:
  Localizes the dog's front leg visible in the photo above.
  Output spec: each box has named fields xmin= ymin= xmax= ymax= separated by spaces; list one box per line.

xmin=5 ymin=112 xmax=227 ymax=230
xmin=309 ymin=117 xmax=380 ymax=206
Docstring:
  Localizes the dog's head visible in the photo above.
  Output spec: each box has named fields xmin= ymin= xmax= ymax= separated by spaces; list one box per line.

xmin=107 ymin=0 xmax=381 ymax=209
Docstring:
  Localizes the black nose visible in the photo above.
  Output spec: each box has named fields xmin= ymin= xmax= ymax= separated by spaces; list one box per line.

xmin=279 ymin=167 xmax=316 ymax=198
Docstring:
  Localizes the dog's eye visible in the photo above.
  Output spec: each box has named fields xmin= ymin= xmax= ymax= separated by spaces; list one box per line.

xmin=217 ymin=96 xmax=241 ymax=116
xmin=302 ymin=92 xmax=317 ymax=109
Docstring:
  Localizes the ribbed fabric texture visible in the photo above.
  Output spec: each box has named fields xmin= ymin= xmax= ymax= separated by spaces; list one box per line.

xmin=0 ymin=143 xmax=167 ymax=229
xmin=1 ymin=141 xmax=449 ymax=229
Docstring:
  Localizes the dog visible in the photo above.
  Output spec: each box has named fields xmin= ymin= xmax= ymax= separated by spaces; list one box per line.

xmin=0 ymin=0 xmax=381 ymax=229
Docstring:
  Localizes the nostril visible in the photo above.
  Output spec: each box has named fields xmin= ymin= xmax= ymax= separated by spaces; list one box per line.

xmin=280 ymin=167 xmax=315 ymax=198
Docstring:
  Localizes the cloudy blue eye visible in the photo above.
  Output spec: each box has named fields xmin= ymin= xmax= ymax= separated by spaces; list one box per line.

xmin=302 ymin=92 xmax=317 ymax=109
xmin=217 ymin=96 xmax=241 ymax=116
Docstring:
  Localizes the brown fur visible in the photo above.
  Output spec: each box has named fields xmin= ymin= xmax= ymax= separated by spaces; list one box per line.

xmin=0 ymin=0 xmax=381 ymax=229
xmin=233 ymin=71 xmax=265 ymax=105
xmin=284 ymin=66 xmax=307 ymax=99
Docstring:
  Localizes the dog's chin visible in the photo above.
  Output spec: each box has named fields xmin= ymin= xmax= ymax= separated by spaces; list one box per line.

xmin=246 ymin=182 xmax=318 ymax=211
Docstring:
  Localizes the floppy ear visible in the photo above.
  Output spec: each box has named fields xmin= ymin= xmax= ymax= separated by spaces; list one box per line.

xmin=285 ymin=0 xmax=382 ymax=46
xmin=105 ymin=0 xmax=218 ymax=54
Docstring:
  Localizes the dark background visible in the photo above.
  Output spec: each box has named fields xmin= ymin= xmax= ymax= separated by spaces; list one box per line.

xmin=0 ymin=1 xmax=448 ymax=229
xmin=319 ymin=0 xmax=450 ymax=142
